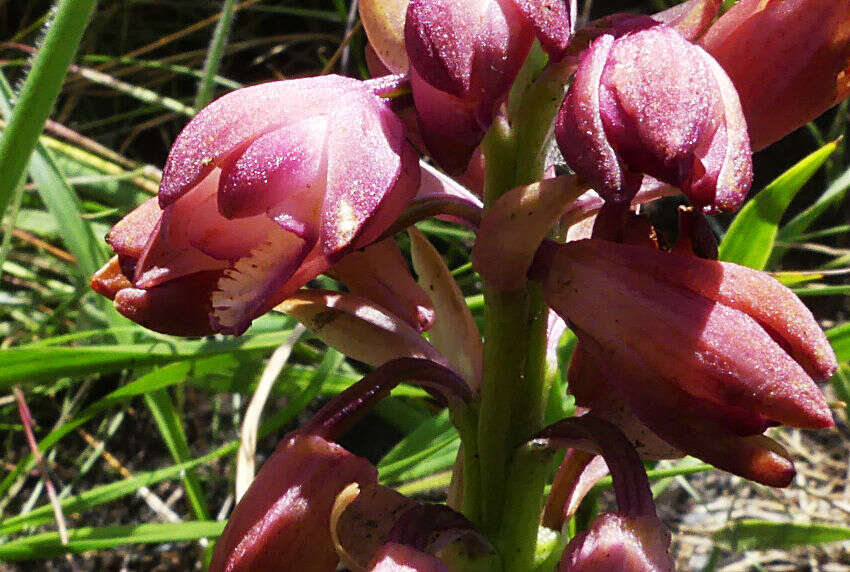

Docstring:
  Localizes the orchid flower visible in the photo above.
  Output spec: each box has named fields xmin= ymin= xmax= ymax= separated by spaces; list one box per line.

xmin=534 ymin=236 xmax=837 ymax=486
xmin=92 ymin=75 xmax=420 ymax=335
xmin=210 ymin=358 xmax=480 ymax=572
xmin=555 ymin=25 xmax=752 ymax=213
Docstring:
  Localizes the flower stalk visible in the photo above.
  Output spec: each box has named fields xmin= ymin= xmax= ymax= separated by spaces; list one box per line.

xmin=474 ymin=58 xmax=568 ymax=568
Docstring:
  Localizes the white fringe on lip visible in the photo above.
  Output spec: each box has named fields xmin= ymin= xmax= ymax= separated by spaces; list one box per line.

xmin=212 ymin=228 xmax=307 ymax=333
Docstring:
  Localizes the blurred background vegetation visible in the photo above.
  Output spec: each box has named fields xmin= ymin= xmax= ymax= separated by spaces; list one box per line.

xmin=0 ymin=0 xmax=848 ymax=569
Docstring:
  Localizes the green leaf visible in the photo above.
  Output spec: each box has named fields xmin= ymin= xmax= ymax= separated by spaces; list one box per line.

xmin=0 ymin=328 xmax=300 ymax=389
xmin=792 ymin=284 xmax=850 ymax=297
xmin=714 ymin=520 xmax=850 ymax=551
xmin=144 ymin=389 xmax=210 ymax=520
xmin=779 ymin=162 xmax=850 ymax=241
xmin=719 ymin=141 xmax=837 ymax=270
xmin=378 ymin=409 xmax=459 ymax=484
xmin=0 ymin=521 xmax=224 ymax=561
xmin=594 ymin=462 xmax=714 ymax=492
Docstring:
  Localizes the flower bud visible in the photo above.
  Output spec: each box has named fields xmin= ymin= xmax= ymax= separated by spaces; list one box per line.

xmin=559 ymin=513 xmax=673 ymax=572
xmin=556 ymin=25 xmax=752 ymax=212
xmin=700 ymin=0 xmax=850 ymax=151
xmin=405 ymin=0 xmax=533 ymax=173
xmin=541 ymin=239 xmax=837 ymax=485
xmin=91 ymin=76 xmax=419 ymax=335
xmin=210 ymin=435 xmax=377 ymax=572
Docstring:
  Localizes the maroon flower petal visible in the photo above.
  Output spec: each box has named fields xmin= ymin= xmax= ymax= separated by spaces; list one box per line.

xmin=210 ymin=435 xmax=377 ymax=572
xmin=114 ymin=271 xmax=221 ymax=337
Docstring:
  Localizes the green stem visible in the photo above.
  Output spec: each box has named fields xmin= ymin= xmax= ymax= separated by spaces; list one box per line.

xmin=498 ymin=446 xmax=557 ymax=570
xmin=0 ymin=0 xmax=98 ymax=219
xmin=473 ymin=60 xmax=571 ymax=571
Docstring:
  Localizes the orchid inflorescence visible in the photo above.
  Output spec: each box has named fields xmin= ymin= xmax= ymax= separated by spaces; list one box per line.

xmin=91 ymin=0 xmax=850 ymax=570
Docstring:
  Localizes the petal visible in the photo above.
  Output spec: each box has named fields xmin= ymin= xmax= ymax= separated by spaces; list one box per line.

xmin=511 ymin=0 xmax=574 ymax=59
xmin=700 ymin=0 xmax=850 ymax=150
xmin=331 ymin=238 xmax=436 ymax=333
xmin=210 ymin=435 xmax=377 ymax=572
xmin=559 ymin=513 xmax=674 ymax=572
xmin=134 ymin=172 xmax=232 ymax=288
xmin=323 ymin=98 xmax=413 ymax=254
xmin=188 ymin=190 xmax=291 ymax=261
xmin=695 ymin=50 xmax=752 ymax=213
xmin=332 ymin=483 xmax=417 ymax=571
xmin=409 ymin=68 xmax=483 ymax=175
xmin=580 ymin=334 xmax=797 ymax=487
xmin=276 ymin=290 xmax=447 ymax=369
xmin=211 ymin=229 xmax=313 ymax=335
xmin=370 ymin=543 xmax=449 ymax=572
xmin=600 ymin=27 xmax=718 ymax=189
xmin=652 ymin=0 xmax=720 ymax=41
xmin=106 ymin=197 xmax=162 ymax=261
xmin=113 ymin=270 xmax=221 ymax=337
xmin=542 ymin=449 xmax=605 ymax=530
xmin=580 ymin=240 xmax=837 ymax=380
xmin=360 ymin=0 xmax=411 ymax=73
xmin=556 ymin=34 xmax=638 ymax=203
xmin=410 ymin=227 xmax=483 ymax=387
xmin=218 ymin=115 xmax=329 ymax=222
xmin=472 ymin=174 xmax=587 ymax=290
xmin=567 ymin=344 xmax=683 ymax=460
xmin=90 ymin=256 xmax=133 ymax=300
xmin=404 ymin=0 xmax=480 ymax=96
xmin=159 ymin=76 xmax=365 ymax=206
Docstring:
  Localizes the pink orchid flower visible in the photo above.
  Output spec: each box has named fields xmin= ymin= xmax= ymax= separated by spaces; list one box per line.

xmin=538 ymin=238 xmax=837 ymax=486
xmin=91 ymin=75 xmax=420 ymax=335
xmin=210 ymin=358 xmax=480 ymax=572
xmin=556 ymin=25 xmax=752 ymax=213
xmin=404 ymin=0 xmax=574 ymax=174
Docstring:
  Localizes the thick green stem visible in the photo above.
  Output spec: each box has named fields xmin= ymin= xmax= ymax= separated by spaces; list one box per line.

xmin=472 ymin=60 xmax=572 ymax=571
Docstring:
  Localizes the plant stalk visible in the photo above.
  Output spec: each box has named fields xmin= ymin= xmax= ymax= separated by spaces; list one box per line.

xmin=472 ymin=60 xmax=570 ymax=571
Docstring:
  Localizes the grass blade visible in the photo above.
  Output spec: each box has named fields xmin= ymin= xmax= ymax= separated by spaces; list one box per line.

xmin=719 ymin=141 xmax=837 ymax=269
xmin=779 ymin=163 xmax=850 ymax=241
xmin=714 ymin=520 xmax=850 ymax=551
xmin=0 ymin=72 xmax=107 ymax=282
xmin=195 ymin=0 xmax=238 ymax=110
xmin=0 ymin=521 xmax=225 ymax=561
xmin=143 ymin=390 xmax=210 ymax=521
xmin=0 ymin=0 xmax=98 ymax=218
